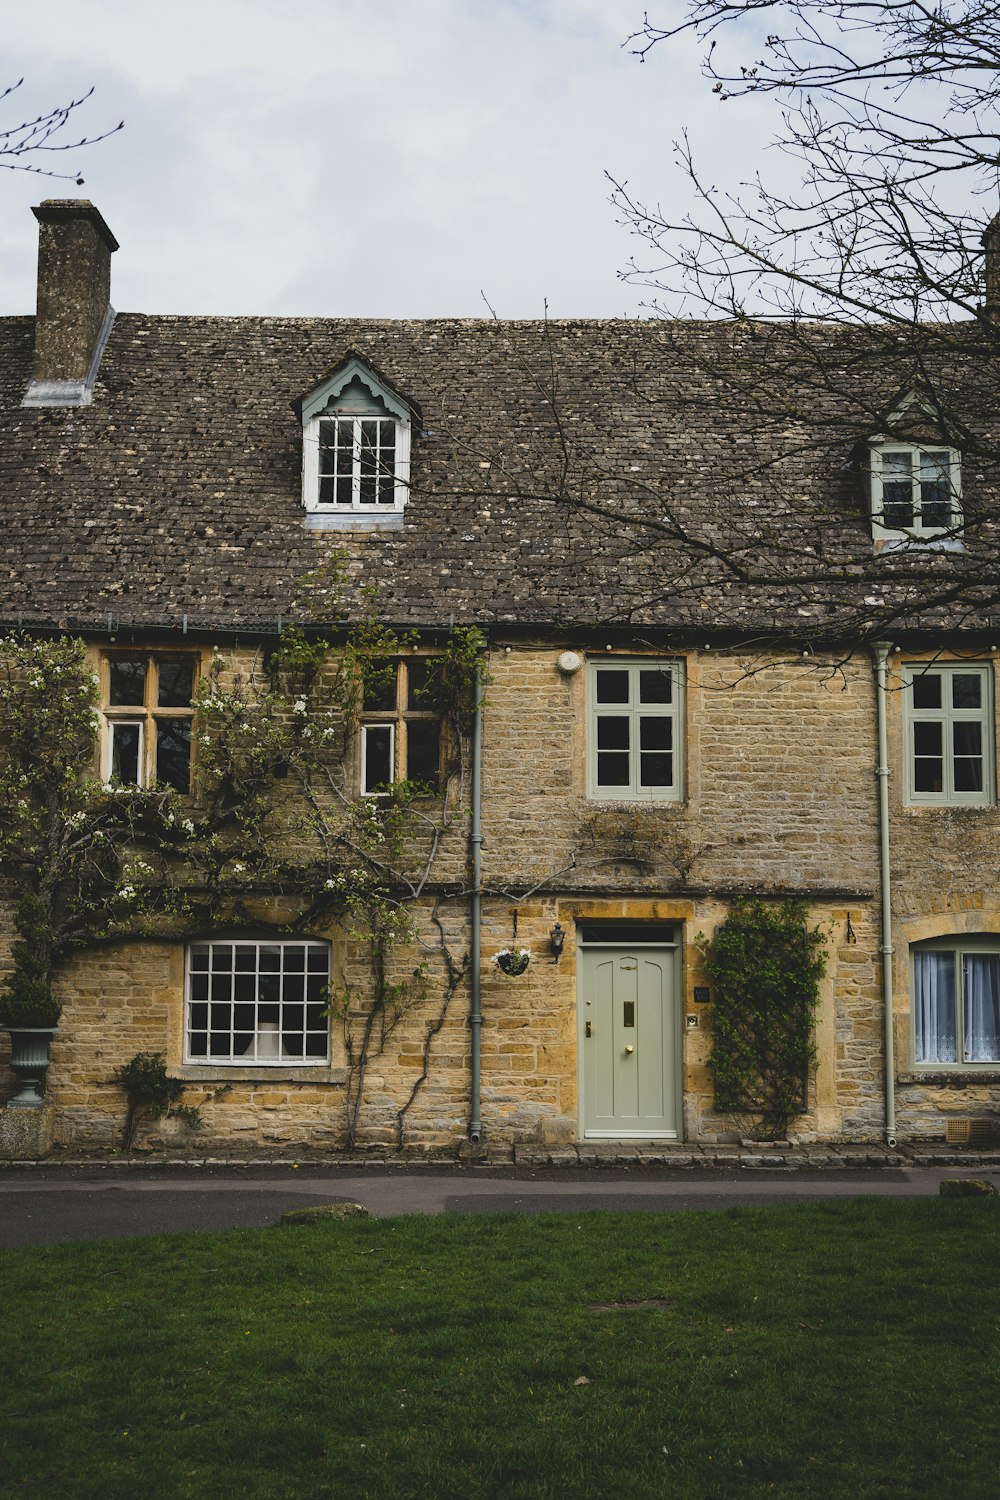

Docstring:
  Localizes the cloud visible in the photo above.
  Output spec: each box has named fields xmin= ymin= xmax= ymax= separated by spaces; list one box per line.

xmin=1 ymin=0 xmax=774 ymax=318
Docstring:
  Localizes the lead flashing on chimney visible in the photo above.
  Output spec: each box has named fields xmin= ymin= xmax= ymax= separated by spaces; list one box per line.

xmin=22 ymin=305 xmax=116 ymax=408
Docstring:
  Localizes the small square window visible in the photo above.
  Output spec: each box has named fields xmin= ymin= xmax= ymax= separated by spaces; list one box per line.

xmin=595 ymin=669 xmax=630 ymax=705
xmin=317 ymin=415 xmax=397 ymax=509
xmin=903 ymin=663 xmax=993 ymax=807
xmin=109 ymin=657 xmax=147 ymax=706
xmin=587 ymin=659 xmax=683 ymax=801
xmin=157 ymin=658 xmax=196 ymax=708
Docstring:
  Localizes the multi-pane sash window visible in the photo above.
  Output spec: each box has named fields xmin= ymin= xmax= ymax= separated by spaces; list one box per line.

xmin=913 ymin=942 xmax=1000 ymax=1065
xmin=871 ymin=444 xmax=961 ymax=538
xmin=186 ymin=940 xmax=330 ymax=1064
xmin=300 ymin=364 xmax=411 ymax=517
xmin=587 ymin=659 xmax=683 ymax=800
xmin=904 ymin=664 xmax=993 ymax=806
xmin=103 ymin=655 xmax=197 ymax=793
xmin=317 ymin=416 xmax=396 ymax=509
xmin=361 ymin=659 xmax=441 ymax=795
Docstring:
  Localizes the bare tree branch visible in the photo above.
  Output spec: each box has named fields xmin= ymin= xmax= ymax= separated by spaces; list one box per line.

xmin=1 ymin=79 xmax=123 ymax=184
xmin=617 ymin=3 xmax=1000 ymax=325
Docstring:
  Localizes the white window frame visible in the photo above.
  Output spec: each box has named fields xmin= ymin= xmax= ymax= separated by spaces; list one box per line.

xmin=107 ymin=718 xmax=145 ymax=785
xmin=101 ymin=653 xmax=198 ymax=793
xmin=586 ymin=658 xmax=684 ymax=802
xmin=911 ymin=938 xmax=1000 ymax=1069
xmin=903 ymin=662 xmax=994 ymax=808
xmin=300 ymin=358 xmax=412 ymax=516
xmin=303 ymin=411 xmax=410 ymax=514
xmin=185 ymin=939 xmax=331 ymax=1066
xmin=870 ymin=441 xmax=962 ymax=544
xmin=361 ymin=721 xmax=396 ymax=797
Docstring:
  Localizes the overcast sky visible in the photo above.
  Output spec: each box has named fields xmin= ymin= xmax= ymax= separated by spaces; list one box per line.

xmin=0 ymin=0 xmax=774 ymax=320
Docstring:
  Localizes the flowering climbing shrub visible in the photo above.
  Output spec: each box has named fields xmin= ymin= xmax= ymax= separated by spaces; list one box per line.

xmin=0 ymin=623 xmax=487 ymax=1147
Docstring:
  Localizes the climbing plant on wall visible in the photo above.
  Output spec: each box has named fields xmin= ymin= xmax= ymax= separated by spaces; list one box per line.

xmin=0 ymin=622 xmax=486 ymax=1149
xmin=701 ymin=900 xmax=826 ymax=1141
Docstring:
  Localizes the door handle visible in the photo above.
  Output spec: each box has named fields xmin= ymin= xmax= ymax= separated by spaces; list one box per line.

xmin=585 ymin=1021 xmax=592 ymax=1038
xmin=624 ymin=1045 xmax=634 ymax=1055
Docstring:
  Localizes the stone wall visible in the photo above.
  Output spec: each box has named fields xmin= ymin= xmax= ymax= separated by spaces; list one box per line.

xmin=34 ymin=898 xmax=474 ymax=1152
xmin=884 ymin=649 xmax=1000 ymax=1137
xmin=3 ymin=640 xmax=998 ymax=1153
xmin=472 ymin=643 xmax=886 ymax=1144
xmin=480 ymin=645 xmax=878 ymax=894
xmin=476 ymin=892 xmax=884 ymax=1146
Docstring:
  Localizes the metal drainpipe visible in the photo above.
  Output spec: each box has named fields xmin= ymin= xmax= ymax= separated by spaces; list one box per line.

xmin=873 ymin=642 xmax=897 ymax=1148
xmin=468 ymin=662 xmax=484 ymax=1142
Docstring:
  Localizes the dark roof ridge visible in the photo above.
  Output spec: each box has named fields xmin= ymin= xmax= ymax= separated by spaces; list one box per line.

xmin=3 ymin=309 xmax=979 ymax=340
xmin=100 ymin=312 xmax=657 ymax=329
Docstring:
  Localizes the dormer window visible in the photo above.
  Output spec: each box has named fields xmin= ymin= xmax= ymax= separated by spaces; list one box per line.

xmin=318 ymin=407 xmax=397 ymax=509
xmin=870 ymin=442 xmax=962 ymax=546
xmin=295 ymin=354 xmax=415 ymax=529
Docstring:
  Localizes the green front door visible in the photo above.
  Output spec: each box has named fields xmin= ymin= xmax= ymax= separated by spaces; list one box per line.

xmin=579 ymin=944 xmax=680 ymax=1138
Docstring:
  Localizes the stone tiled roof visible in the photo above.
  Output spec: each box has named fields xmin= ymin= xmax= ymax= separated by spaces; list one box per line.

xmin=1 ymin=310 xmax=999 ymax=641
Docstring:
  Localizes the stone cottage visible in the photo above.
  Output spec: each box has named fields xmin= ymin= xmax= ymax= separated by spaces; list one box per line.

xmin=1 ymin=198 xmax=998 ymax=1153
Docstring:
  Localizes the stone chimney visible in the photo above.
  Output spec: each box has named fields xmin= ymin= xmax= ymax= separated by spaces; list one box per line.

xmin=982 ymin=211 xmax=1000 ymax=320
xmin=23 ymin=199 xmax=119 ymax=408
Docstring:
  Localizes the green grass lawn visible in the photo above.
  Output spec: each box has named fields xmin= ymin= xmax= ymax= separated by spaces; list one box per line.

xmin=1 ymin=1198 xmax=998 ymax=1499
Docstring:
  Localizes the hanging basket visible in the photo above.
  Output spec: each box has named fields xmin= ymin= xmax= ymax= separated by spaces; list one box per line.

xmin=495 ymin=948 xmax=531 ymax=977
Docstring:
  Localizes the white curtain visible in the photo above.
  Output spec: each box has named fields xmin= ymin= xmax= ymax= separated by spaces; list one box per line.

xmin=964 ymin=955 xmax=1000 ymax=1063
xmin=914 ymin=951 xmax=956 ymax=1063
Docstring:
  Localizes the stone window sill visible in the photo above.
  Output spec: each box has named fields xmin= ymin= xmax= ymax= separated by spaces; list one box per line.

xmin=897 ymin=1071 xmax=1000 ymax=1086
xmin=304 ymin=511 xmax=404 ymax=532
xmin=901 ymin=804 xmax=996 ymax=814
xmin=175 ymin=1065 xmax=347 ymax=1085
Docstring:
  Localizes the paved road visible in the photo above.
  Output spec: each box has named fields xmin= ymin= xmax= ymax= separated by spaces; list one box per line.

xmin=1 ymin=1163 xmax=996 ymax=1247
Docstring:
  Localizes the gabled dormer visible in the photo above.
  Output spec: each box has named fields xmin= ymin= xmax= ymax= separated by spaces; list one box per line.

xmin=867 ymin=388 xmax=965 ymax=550
xmin=293 ymin=353 xmax=418 ymax=530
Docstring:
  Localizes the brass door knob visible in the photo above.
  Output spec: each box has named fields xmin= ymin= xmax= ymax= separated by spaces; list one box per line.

xmin=624 ymin=1045 xmax=634 ymax=1055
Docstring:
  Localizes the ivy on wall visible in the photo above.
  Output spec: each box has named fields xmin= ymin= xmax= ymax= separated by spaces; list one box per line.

xmin=701 ymin=900 xmax=826 ymax=1141
xmin=114 ymin=1051 xmax=203 ymax=1152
